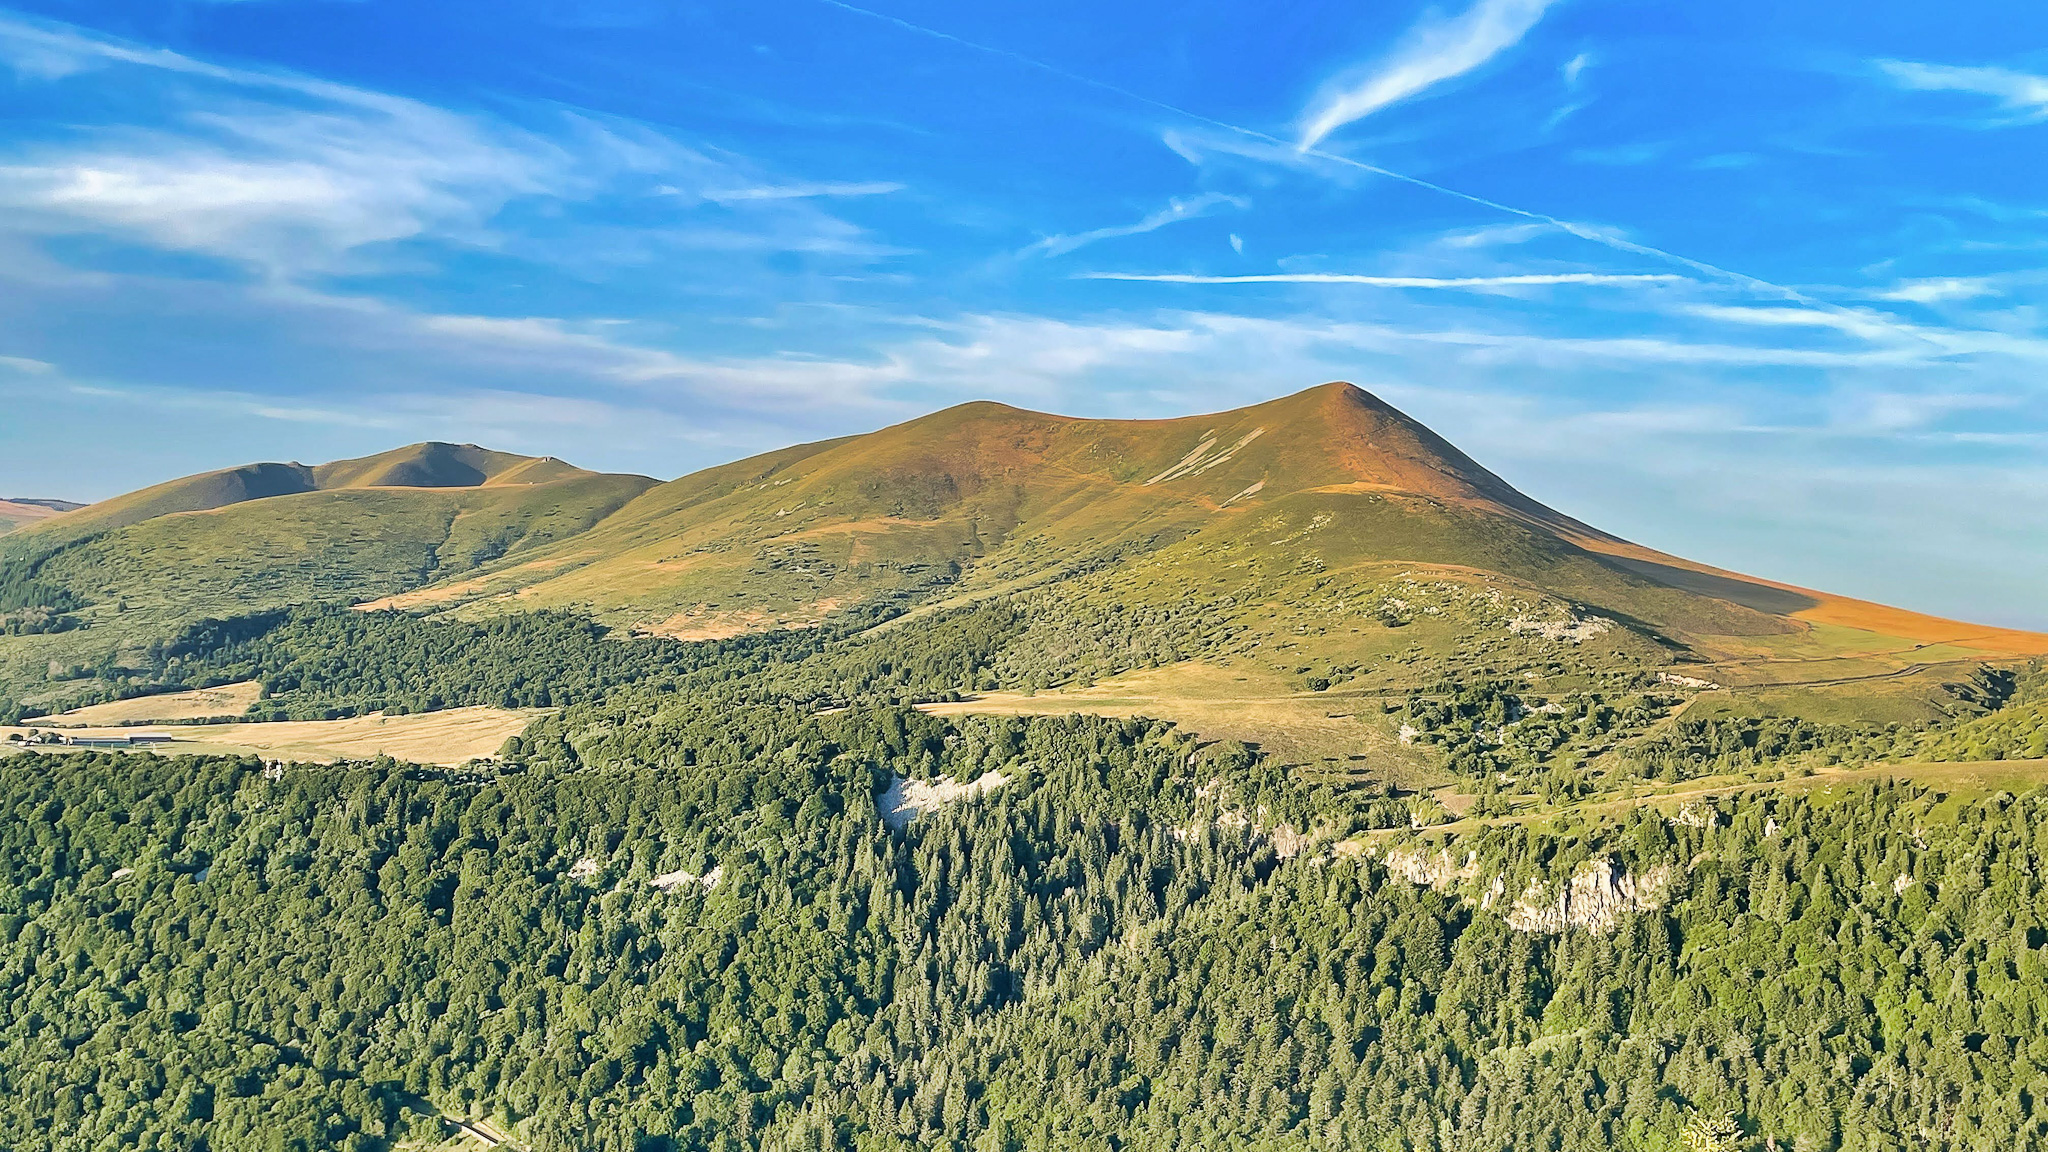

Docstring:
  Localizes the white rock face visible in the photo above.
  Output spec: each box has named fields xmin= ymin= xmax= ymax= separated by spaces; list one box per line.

xmin=1507 ymin=615 xmax=1613 ymax=644
xmin=881 ymin=771 xmax=1010 ymax=829
xmin=568 ymin=857 xmax=602 ymax=881
xmin=1379 ymin=846 xmax=1479 ymax=888
xmin=1372 ymin=841 xmax=1674 ymax=935
xmin=1505 ymin=858 xmax=1673 ymax=934
xmin=1267 ymin=824 xmax=1306 ymax=859
xmin=650 ymin=865 xmax=722 ymax=892
xmin=1673 ymin=803 xmax=1720 ymax=829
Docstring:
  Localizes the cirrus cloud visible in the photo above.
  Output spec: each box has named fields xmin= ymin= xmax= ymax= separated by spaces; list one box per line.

xmin=1298 ymin=0 xmax=1560 ymax=148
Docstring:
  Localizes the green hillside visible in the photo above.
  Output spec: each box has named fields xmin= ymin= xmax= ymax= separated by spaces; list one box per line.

xmin=8 ymin=679 xmax=2048 ymax=1150
xmin=11 ymin=442 xmax=615 ymax=549
xmin=11 ymin=385 xmax=2044 ymax=729
xmin=3 ymin=446 xmax=2046 ymax=1150
xmin=0 ymin=445 xmax=654 ymax=708
xmin=373 ymin=383 xmax=2044 ymax=732
xmin=391 ymin=385 xmax=1780 ymax=636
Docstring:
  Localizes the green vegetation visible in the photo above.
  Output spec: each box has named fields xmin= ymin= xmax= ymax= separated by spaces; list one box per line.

xmin=3 ymin=386 xmax=2046 ymax=1151
xmin=0 ymin=457 xmax=652 ymax=709
xmin=7 ymin=722 xmax=2048 ymax=1151
xmin=1920 ymin=661 xmax=2048 ymax=762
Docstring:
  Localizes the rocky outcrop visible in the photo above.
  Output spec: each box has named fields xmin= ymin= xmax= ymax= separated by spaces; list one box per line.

xmin=881 ymin=771 xmax=1010 ymax=829
xmin=1369 ymin=842 xmax=1673 ymax=934
xmin=1507 ymin=614 xmax=1613 ymax=644
xmin=1505 ymin=858 xmax=1672 ymax=934
xmin=1672 ymin=803 xmax=1719 ymax=829
xmin=1267 ymin=824 xmax=1307 ymax=859
xmin=1379 ymin=845 xmax=1480 ymax=887
xmin=650 ymin=864 xmax=722 ymax=892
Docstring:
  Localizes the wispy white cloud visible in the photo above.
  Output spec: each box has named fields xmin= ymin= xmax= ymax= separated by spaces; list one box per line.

xmin=0 ymin=354 xmax=54 ymax=374
xmin=1298 ymin=0 xmax=1560 ymax=148
xmin=1435 ymin=222 xmax=1552 ymax=248
xmin=0 ymin=13 xmax=893 ymax=278
xmin=0 ymin=104 xmax=566 ymax=276
xmin=1837 ymin=390 xmax=2018 ymax=434
xmin=1679 ymin=301 xmax=2048 ymax=366
xmin=1022 ymin=192 xmax=1248 ymax=258
xmin=0 ymin=16 xmax=282 ymax=85
xmin=1685 ymin=304 xmax=1904 ymax=340
xmin=1874 ymin=276 xmax=2000 ymax=304
xmin=1081 ymin=271 xmax=1681 ymax=289
xmin=1876 ymin=58 xmax=2048 ymax=124
xmin=1561 ymin=51 xmax=1592 ymax=87
xmin=699 ymin=180 xmax=904 ymax=203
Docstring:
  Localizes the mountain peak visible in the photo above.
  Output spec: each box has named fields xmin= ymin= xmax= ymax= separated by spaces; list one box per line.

xmin=14 ymin=444 xmax=647 ymax=545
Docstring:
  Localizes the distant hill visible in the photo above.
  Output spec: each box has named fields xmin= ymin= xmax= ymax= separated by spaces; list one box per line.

xmin=0 ymin=498 xmax=82 ymax=536
xmin=0 ymin=444 xmax=655 ymax=699
xmin=16 ymin=442 xmax=617 ymax=549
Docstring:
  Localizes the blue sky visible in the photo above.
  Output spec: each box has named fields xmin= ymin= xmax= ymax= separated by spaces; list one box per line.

xmin=0 ymin=1 xmax=2043 ymax=627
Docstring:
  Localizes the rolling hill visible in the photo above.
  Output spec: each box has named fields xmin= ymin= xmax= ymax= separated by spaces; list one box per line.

xmin=5 ymin=385 xmax=2042 ymax=725
xmin=0 ymin=444 xmax=654 ymax=703
xmin=0 ymin=499 xmax=81 ymax=536
xmin=12 ymin=442 xmax=614 ymax=549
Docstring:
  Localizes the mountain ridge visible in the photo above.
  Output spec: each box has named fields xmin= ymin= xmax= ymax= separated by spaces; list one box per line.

xmin=376 ymin=381 xmax=2046 ymax=660
xmin=4 ymin=383 xmax=2043 ymax=720
xmin=13 ymin=441 xmax=650 ymax=548
xmin=0 ymin=499 xmax=82 ymax=536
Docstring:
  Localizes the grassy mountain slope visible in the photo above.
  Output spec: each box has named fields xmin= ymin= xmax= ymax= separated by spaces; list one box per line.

xmin=0 ymin=445 xmax=655 ymax=706
xmin=9 ymin=385 xmax=2042 ymax=732
xmin=400 ymin=385 xmax=1768 ymax=632
xmin=401 ymin=383 xmax=2044 ymax=687
xmin=13 ymin=442 xmax=610 ymax=549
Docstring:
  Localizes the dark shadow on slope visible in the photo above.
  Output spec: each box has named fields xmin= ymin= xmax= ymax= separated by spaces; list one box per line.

xmin=1600 ymin=555 xmax=1820 ymax=616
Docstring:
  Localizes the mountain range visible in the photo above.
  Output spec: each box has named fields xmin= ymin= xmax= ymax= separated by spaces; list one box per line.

xmin=3 ymin=383 xmax=2040 ymax=723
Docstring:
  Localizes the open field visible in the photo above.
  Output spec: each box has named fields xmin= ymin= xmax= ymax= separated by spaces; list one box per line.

xmin=922 ymin=659 xmax=1442 ymax=787
xmin=40 ymin=681 xmax=264 ymax=726
xmin=4 ymin=706 xmax=540 ymax=766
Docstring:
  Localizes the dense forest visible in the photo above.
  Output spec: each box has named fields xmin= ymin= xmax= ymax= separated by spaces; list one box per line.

xmin=0 ymin=598 xmax=1031 ymax=724
xmin=2 ymin=604 xmax=2045 ymax=1151
xmin=5 ymin=723 xmax=2047 ymax=1152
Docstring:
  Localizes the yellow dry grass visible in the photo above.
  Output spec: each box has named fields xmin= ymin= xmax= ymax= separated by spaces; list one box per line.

xmin=646 ymin=607 xmax=783 ymax=641
xmin=43 ymin=681 xmax=264 ymax=727
xmin=4 ymin=706 xmax=542 ymax=766
xmin=919 ymin=659 xmax=1440 ymax=786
